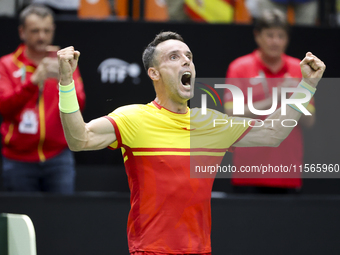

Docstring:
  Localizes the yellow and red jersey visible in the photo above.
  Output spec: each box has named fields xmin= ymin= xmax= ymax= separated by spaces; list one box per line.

xmin=106 ymin=101 xmax=252 ymax=253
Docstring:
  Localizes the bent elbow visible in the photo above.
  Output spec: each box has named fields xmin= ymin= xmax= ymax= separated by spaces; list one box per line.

xmin=268 ymin=136 xmax=283 ymax=147
xmin=68 ymin=146 xmax=82 ymax=152
xmin=272 ymin=139 xmax=282 ymax=147
xmin=264 ymin=128 xmax=285 ymax=147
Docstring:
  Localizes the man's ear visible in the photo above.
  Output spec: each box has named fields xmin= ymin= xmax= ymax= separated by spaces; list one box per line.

xmin=253 ymin=29 xmax=260 ymax=44
xmin=148 ymin=67 xmax=159 ymax=81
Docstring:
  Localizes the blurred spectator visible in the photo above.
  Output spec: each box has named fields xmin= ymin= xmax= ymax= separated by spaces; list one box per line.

xmin=0 ymin=5 xmax=86 ymax=193
xmin=224 ymin=9 xmax=315 ymax=194
xmin=246 ymin=0 xmax=318 ymax=25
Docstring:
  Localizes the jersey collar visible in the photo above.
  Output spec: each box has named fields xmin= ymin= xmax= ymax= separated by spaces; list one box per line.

xmin=152 ymin=100 xmax=189 ymax=115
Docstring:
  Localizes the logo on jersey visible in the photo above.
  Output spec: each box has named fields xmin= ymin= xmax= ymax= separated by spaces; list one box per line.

xmin=13 ymin=68 xmax=24 ymax=78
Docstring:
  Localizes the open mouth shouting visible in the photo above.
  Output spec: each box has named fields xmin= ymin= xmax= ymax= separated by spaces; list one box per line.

xmin=181 ymin=71 xmax=192 ymax=89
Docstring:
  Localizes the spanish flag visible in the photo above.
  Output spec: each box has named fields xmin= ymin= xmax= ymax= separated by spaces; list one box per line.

xmin=184 ymin=0 xmax=235 ymax=23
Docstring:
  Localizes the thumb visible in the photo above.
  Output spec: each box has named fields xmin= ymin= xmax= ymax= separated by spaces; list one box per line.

xmin=74 ymin=51 xmax=80 ymax=61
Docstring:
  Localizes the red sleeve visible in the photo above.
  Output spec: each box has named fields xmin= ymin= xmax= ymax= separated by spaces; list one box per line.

xmin=0 ymin=58 xmax=38 ymax=119
xmin=73 ymin=67 xmax=86 ymax=112
xmin=103 ymin=116 xmax=122 ymax=150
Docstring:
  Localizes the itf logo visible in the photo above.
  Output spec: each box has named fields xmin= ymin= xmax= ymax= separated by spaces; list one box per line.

xmin=98 ymin=58 xmax=141 ymax=84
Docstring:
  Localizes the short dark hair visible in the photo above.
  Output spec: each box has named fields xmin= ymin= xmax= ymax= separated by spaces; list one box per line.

xmin=254 ymin=9 xmax=289 ymax=34
xmin=19 ymin=4 xmax=54 ymax=27
xmin=142 ymin=31 xmax=184 ymax=71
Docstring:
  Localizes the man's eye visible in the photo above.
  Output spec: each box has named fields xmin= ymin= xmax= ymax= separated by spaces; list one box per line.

xmin=170 ymin=55 xmax=178 ymax=60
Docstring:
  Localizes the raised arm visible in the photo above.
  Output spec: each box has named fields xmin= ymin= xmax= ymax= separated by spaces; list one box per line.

xmin=234 ymin=52 xmax=325 ymax=147
xmin=58 ymin=46 xmax=116 ymax=151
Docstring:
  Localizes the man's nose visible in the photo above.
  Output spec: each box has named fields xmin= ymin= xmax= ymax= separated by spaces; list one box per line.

xmin=272 ymin=35 xmax=282 ymax=44
xmin=182 ymin=55 xmax=190 ymax=66
xmin=38 ymin=30 xmax=46 ymax=40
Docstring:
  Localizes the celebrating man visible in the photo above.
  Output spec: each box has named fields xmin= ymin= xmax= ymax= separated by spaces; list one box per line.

xmin=57 ymin=32 xmax=325 ymax=254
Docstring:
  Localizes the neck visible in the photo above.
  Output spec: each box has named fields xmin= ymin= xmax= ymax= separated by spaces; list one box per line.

xmin=257 ymin=50 xmax=283 ymax=73
xmin=25 ymin=46 xmax=46 ymax=65
xmin=154 ymin=96 xmax=188 ymax=114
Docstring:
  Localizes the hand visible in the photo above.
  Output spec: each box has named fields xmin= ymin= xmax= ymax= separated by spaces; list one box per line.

xmin=57 ymin=46 xmax=80 ymax=85
xmin=30 ymin=57 xmax=59 ymax=85
xmin=300 ymin=52 xmax=326 ymax=88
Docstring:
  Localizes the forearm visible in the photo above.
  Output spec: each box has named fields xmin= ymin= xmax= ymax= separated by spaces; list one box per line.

xmin=243 ymin=97 xmax=275 ymax=118
xmin=225 ymin=97 xmax=275 ymax=118
xmin=58 ymin=47 xmax=117 ymax=151
xmin=73 ymin=69 xmax=86 ymax=111
xmin=59 ymin=79 xmax=88 ymax=151
xmin=60 ymin=110 xmax=89 ymax=151
xmin=233 ymin=100 xmax=304 ymax=148
xmin=234 ymin=52 xmax=325 ymax=148
xmin=264 ymin=105 xmax=302 ymax=145
xmin=265 ymin=78 xmax=317 ymax=142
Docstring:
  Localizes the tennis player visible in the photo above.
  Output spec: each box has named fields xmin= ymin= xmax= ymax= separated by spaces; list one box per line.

xmin=57 ymin=32 xmax=325 ymax=254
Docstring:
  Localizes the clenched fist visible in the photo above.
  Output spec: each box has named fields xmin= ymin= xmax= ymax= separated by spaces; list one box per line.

xmin=57 ymin=46 xmax=80 ymax=85
xmin=300 ymin=52 xmax=326 ymax=88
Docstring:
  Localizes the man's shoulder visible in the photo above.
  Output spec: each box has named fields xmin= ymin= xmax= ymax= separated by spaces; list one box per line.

xmin=1 ymin=45 xmax=27 ymax=66
xmin=112 ymin=104 xmax=146 ymax=114
xmin=0 ymin=51 xmax=15 ymax=66
xmin=227 ymin=52 xmax=257 ymax=78
xmin=109 ymin=103 xmax=159 ymax=117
